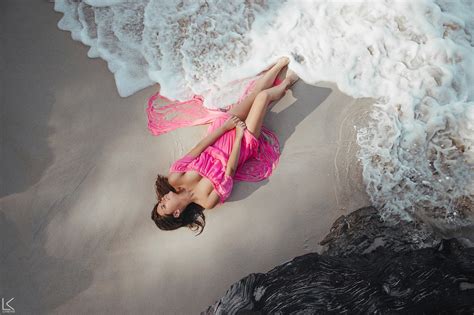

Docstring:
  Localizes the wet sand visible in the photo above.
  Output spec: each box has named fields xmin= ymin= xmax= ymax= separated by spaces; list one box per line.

xmin=0 ymin=1 xmax=371 ymax=314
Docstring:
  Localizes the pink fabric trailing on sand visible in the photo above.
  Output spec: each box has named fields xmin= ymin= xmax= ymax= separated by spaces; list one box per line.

xmin=146 ymin=77 xmax=282 ymax=202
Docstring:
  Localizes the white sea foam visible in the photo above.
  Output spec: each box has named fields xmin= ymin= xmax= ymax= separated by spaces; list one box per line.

xmin=54 ymin=0 xmax=473 ymax=223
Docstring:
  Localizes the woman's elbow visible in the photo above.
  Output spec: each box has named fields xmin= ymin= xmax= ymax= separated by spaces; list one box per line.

xmin=205 ymin=196 xmax=220 ymax=209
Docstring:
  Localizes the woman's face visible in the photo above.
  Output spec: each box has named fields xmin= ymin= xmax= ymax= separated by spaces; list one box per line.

xmin=157 ymin=191 xmax=181 ymax=217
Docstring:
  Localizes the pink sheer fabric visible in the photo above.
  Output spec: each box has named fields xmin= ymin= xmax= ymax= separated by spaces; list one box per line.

xmin=146 ymin=77 xmax=281 ymax=203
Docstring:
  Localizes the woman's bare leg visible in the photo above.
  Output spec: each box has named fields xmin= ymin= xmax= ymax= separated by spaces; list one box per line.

xmin=245 ymin=70 xmax=299 ymax=138
xmin=228 ymin=57 xmax=289 ymax=121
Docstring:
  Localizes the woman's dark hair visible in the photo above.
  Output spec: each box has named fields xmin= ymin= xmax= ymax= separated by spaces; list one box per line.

xmin=151 ymin=174 xmax=206 ymax=235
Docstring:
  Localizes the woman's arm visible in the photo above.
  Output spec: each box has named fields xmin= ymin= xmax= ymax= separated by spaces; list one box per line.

xmin=225 ymin=136 xmax=242 ymax=177
xmin=225 ymin=120 xmax=246 ymax=177
xmin=186 ymin=115 xmax=240 ymax=158
xmin=186 ymin=125 xmax=226 ymax=158
xmin=204 ymin=190 xmax=221 ymax=209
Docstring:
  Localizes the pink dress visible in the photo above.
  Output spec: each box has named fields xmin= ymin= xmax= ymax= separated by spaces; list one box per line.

xmin=147 ymin=76 xmax=282 ymax=204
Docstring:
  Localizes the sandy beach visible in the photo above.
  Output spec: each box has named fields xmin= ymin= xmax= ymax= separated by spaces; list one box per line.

xmin=1 ymin=1 xmax=371 ymax=314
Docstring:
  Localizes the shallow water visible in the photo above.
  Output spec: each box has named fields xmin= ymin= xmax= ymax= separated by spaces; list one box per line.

xmin=54 ymin=0 xmax=473 ymax=225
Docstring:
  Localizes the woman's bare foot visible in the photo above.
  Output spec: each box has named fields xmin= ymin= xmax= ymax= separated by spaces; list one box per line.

xmin=275 ymin=65 xmax=288 ymax=84
xmin=284 ymin=69 xmax=299 ymax=90
xmin=258 ymin=56 xmax=290 ymax=75
xmin=276 ymin=56 xmax=290 ymax=67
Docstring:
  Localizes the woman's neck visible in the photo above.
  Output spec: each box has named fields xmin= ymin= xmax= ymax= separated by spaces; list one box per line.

xmin=175 ymin=184 xmax=197 ymax=205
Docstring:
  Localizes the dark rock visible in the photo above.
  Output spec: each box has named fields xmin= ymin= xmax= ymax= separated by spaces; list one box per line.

xmin=203 ymin=239 xmax=474 ymax=314
xmin=203 ymin=207 xmax=474 ymax=314
xmin=320 ymin=206 xmax=440 ymax=256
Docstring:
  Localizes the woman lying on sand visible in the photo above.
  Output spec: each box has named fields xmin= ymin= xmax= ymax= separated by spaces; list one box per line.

xmin=151 ymin=57 xmax=299 ymax=234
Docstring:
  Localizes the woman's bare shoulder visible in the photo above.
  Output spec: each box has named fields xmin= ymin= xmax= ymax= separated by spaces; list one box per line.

xmin=168 ymin=171 xmax=183 ymax=185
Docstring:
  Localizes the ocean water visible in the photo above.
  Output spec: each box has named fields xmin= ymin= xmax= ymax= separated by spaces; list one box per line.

xmin=54 ymin=0 xmax=473 ymax=224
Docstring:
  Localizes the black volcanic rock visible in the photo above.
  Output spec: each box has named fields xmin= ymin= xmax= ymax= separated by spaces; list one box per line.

xmin=203 ymin=207 xmax=474 ymax=314
xmin=320 ymin=206 xmax=440 ymax=256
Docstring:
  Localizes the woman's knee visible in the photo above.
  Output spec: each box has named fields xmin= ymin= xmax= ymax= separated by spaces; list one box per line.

xmin=255 ymin=90 xmax=270 ymax=104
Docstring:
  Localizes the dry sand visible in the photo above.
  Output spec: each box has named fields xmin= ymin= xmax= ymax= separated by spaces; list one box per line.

xmin=1 ymin=1 xmax=371 ymax=314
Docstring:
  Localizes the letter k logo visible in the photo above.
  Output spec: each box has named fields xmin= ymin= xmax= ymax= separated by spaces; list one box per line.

xmin=1 ymin=297 xmax=15 ymax=312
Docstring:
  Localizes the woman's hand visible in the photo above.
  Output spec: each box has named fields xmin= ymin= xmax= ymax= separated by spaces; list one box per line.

xmin=235 ymin=120 xmax=247 ymax=138
xmin=222 ymin=115 xmax=241 ymax=131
